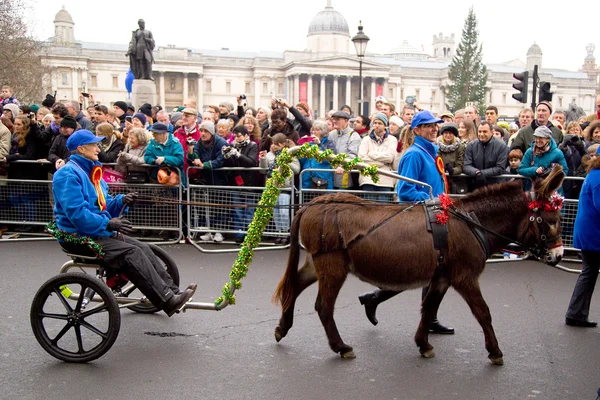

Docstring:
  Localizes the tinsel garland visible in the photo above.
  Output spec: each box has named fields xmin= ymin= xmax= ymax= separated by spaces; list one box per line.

xmin=45 ymin=221 xmax=105 ymax=258
xmin=435 ymin=193 xmax=454 ymax=225
xmin=214 ymin=144 xmax=380 ymax=306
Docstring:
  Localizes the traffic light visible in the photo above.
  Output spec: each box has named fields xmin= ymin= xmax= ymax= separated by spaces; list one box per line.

xmin=512 ymin=71 xmax=529 ymax=104
xmin=539 ymin=81 xmax=552 ymax=102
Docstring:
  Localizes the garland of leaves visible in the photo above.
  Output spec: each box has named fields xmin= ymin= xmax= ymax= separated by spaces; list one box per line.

xmin=214 ymin=143 xmax=380 ymax=306
xmin=45 ymin=221 xmax=105 ymax=258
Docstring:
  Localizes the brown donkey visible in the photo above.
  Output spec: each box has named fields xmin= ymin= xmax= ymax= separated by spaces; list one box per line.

xmin=273 ymin=167 xmax=565 ymax=364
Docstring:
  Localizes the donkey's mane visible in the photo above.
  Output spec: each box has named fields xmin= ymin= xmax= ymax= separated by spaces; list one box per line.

xmin=454 ymin=180 xmax=527 ymax=214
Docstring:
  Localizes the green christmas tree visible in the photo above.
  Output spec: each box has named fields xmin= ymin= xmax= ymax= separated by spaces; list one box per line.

xmin=446 ymin=7 xmax=488 ymax=115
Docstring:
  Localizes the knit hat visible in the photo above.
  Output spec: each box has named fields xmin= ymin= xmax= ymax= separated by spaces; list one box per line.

xmin=372 ymin=113 xmax=388 ymax=126
xmin=126 ymin=102 xmax=135 ymax=112
xmin=533 ymin=125 xmax=552 ymax=139
xmin=219 ymin=101 xmax=234 ymax=112
xmin=60 ymin=115 xmax=77 ymax=130
xmin=3 ymin=103 xmax=19 ymax=120
xmin=537 ymin=101 xmax=553 ymax=114
xmin=29 ymin=104 xmax=40 ymax=114
xmin=199 ymin=121 xmax=215 ymax=136
xmin=439 ymin=122 xmax=459 ymax=136
xmin=114 ymin=101 xmax=128 ymax=114
xmin=133 ymin=113 xmax=147 ymax=126
xmin=296 ymin=102 xmax=310 ymax=115
xmin=139 ymin=103 xmax=152 ymax=118
xmin=228 ymin=114 xmax=240 ymax=125
xmin=170 ymin=112 xmax=183 ymax=125
xmin=176 ymin=106 xmax=185 ymax=112
xmin=389 ymin=115 xmax=404 ymax=128
xmin=375 ymin=96 xmax=387 ymax=104
xmin=42 ymin=94 xmax=56 ymax=108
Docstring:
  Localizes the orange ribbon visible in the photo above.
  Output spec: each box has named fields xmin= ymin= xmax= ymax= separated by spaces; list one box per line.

xmin=90 ymin=166 xmax=107 ymax=211
xmin=435 ymin=156 xmax=449 ymax=194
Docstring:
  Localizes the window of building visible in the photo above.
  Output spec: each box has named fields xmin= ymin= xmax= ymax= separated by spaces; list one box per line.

xmin=91 ymin=74 xmax=97 ymax=87
xmin=558 ymin=97 xmax=563 ymax=108
xmin=502 ymin=93 xmax=507 ymax=104
xmin=262 ymin=82 xmax=268 ymax=93
xmin=206 ymin=80 xmax=212 ymax=92
xmin=389 ymin=87 xmax=394 ymax=99
xmin=489 ymin=91 xmax=493 ymax=103
xmin=226 ymin=81 xmax=231 ymax=93
xmin=415 ymin=89 xmax=420 ymax=99
xmin=245 ymin=81 xmax=251 ymax=94
xmin=112 ymin=76 xmax=118 ymax=89
xmin=431 ymin=90 xmax=436 ymax=103
xmin=170 ymin=79 xmax=176 ymax=90
xmin=61 ymin=72 xmax=69 ymax=86
xmin=278 ymin=83 xmax=283 ymax=94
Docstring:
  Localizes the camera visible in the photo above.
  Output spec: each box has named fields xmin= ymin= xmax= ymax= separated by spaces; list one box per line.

xmin=186 ymin=137 xmax=197 ymax=146
xmin=125 ymin=116 xmax=132 ymax=123
xmin=239 ymin=94 xmax=246 ymax=100
xmin=570 ymin=135 xmax=580 ymax=143
xmin=81 ymin=92 xmax=90 ymax=98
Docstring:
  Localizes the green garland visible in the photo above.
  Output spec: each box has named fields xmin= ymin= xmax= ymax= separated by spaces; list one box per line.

xmin=46 ymin=221 xmax=105 ymax=258
xmin=214 ymin=144 xmax=379 ymax=306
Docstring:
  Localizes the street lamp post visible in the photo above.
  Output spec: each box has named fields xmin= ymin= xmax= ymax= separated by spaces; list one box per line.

xmin=352 ymin=22 xmax=369 ymax=116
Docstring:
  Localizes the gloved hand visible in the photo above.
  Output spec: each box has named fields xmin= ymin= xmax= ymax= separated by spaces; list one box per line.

xmin=444 ymin=163 xmax=454 ymax=175
xmin=119 ymin=152 xmax=133 ymax=162
xmin=229 ymin=148 xmax=240 ymax=158
xmin=107 ymin=217 xmax=134 ymax=234
xmin=474 ymin=173 xmax=486 ymax=186
xmin=573 ymin=137 xmax=585 ymax=150
xmin=122 ymin=192 xmax=138 ymax=206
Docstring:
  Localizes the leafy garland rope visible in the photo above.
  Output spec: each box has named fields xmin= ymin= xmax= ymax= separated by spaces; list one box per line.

xmin=46 ymin=221 xmax=105 ymax=258
xmin=214 ymin=143 xmax=379 ymax=306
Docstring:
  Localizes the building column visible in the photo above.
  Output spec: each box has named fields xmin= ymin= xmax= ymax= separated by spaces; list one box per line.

xmin=319 ymin=75 xmax=326 ymax=118
xmin=271 ymin=76 xmax=277 ymax=97
xmin=395 ymin=81 xmax=402 ymax=110
xmin=345 ymin=76 xmax=352 ymax=110
xmin=307 ymin=74 xmax=313 ymax=108
xmin=159 ymin=72 xmax=166 ymax=108
xmin=254 ymin=76 xmax=261 ymax=106
xmin=370 ymin=78 xmax=377 ymax=115
xmin=182 ymin=73 xmax=189 ymax=102
xmin=71 ymin=68 xmax=78 ymax=100
xmin=383 ymin=79 xmax=389 ymax=103
xmin=332 ymin=75 xmax=339 ymax=111
xmin=197 ymin=74 xmax=204 ymax=110
xmin=293 ymin=74 xmax=300 ymax=105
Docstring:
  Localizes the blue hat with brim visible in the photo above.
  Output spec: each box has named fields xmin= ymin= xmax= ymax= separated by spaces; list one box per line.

xmin=66 ymin=129 xmax=105 ymax=151
xmin=411 ymin=110 xmax=444 ymax=130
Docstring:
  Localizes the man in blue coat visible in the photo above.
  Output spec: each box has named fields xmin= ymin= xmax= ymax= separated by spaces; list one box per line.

xmin=53 ymin=130 xmax=195 ymax=316
xmin=359 ymin=110 xmax=454 ymax=334
xmin=565 ymin=146 xmax=600 ymax=327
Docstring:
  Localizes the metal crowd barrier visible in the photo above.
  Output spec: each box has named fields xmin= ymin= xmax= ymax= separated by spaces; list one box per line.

xmin=186 ymin=166 xmax=293 ymax=253
xmin=0 ymin=160 xmax=182 ymax=243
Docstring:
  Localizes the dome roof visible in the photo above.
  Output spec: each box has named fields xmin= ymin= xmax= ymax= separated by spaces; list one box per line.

xmin=527 ymin=43 xmax=542 ymax=56
xmin=54 ymin=7 xmax=74 ymax=24
xmin=308 ymin=4 xmax=349 ymax=37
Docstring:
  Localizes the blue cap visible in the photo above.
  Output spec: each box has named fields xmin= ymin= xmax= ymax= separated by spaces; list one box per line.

xmin=149 ymin=122 xmax=169 ymax=134
xmin=596 ymin=146 xmax=600 ymax=156
xmin=66 ymin=130 xmax=105 ymax=151
xmin=410 ymin=110 xmax=444 ymax=130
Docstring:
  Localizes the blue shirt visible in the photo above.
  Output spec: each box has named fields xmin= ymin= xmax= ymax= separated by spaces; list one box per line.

xmin=396 ymin=136 xmax=445 ymax=202
xmin=573 ymin=168 xmax=600 ymax=250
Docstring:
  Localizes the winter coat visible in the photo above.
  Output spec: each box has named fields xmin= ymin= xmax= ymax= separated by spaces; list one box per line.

xmin=98 ymin=138 xmax=125 ymax=163
xmin=116 ymin=143 xmax=148 ymax=174
xmin=47 ymin=132 xmax=73 ymax=167
xmin=288 ymin=106 xmax=312 ymax=138
xmin=53 ymin=154 xmax=126 ymax=238
xmin=298 ymin=137 xmax=337 ymax=190
xmin=358 ymin=130 xmax=398 ymax=188
xmin=463 ymin=137 xmax=509 ymax=179
xmin=510 ymin=120 xmax=564 ymax=154
xmin=260 ymin=121 xmax=299 ymax=152
xmin=5 ymin=124 xmax=45 ymax=180
xmin=223 ymin=140 xmax=259 ymax=187
xmin=329 ymin=126 xmax=361 ymax=188
xmin=436 ymin=136 xmax=465 ymax=176
xmin=396 ymin=136 xmax=445 ymax=202
xmin=559 ymin=137 xmax=586 ymax=199
xmin=518 ymin=138 xmax=568 ymax=193
xmin=0 ymin=120 xmax=10 ymax=160
xmin=174 ymin=124 xmax=201 ymax=179
xmin=188 ymin=135 xmax=228 ymax=185
xmin=74 ymin=111 xmax=94 ymax=131
xmin=144 ymin=134 xmax=185 ymax=185
xmin=573 ymin=155 xmax=600 ymax=250
xmin=260 ymin=151 xmax=301 ymax=189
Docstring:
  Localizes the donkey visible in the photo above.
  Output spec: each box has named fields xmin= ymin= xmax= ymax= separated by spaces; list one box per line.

xmin=273 ymin=167 xmax=565 ymax=365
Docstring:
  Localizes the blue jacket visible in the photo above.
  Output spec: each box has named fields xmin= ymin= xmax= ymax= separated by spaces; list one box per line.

xmin=144 ymin=134 xmax=185 ymax=185
xmin=518 ymin=138 xmax=568 ymax=193
xmin=299 ymin=137 xmax=336 ymax=189
xmin=188 ymin=135 xmax=228 ymax=185
xmin=573 ymin=168 xmax=600 ymax=250
xmin=53 ymin=154 xmax=126 ymax=238
xmin=396 ymin=136 xmax=445 ymax=202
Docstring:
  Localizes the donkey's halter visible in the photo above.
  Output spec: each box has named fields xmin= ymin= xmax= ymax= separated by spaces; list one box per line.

xmin=524 ymin=191 xmax=564 ymax=258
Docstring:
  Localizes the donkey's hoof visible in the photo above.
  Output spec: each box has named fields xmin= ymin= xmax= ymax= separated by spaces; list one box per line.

xmin=274 ymin=327 xmax=286 ymax=342
xmin=421 ymin=349 xmax=436 ymax=359
xmin=340 ymin=350 xmax=356 ymax=359
xmin=489 ymin=356 xmax=504 ymax=365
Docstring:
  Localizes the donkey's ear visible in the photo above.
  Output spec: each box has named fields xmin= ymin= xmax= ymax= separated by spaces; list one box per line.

xmin=535 ymin=165 xmax=565 ymax=199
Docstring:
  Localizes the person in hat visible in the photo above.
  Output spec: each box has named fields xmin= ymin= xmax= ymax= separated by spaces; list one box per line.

xmin=2 ymin=103 xmax=20 ymax=123
xmin=517 ymin=125 xmax=568 ymax=192
xmin=358 ymin=110 xmax=455 ymax=334
xmin=174 ymin=107 xmax=201 ymax=180
xmin=440 ymin=111 xmax=454 ymax=123
xmin=52 ymin=129 xmax=196 ymax=316
xmin=511 ymin=101 xmax=564 ymax=154
xmin=259 ymin=108 xmax=299 ymax=152
xmin=144 ymin=122 xmax=185 ymax=185
xmin=112 ymin=101 xmax=129 ymax=131
xmin=276 ymin=99 xmax=312 ymax=138
xmin=329 ymin=110 xmax=361 ymax=189
xmin=436 ymin=122 xmax=467 ymax=194
xmin=47 ymin=115 xmax=79 ymax=170
xmin=463 ymin=121 xmax=509 ymax=190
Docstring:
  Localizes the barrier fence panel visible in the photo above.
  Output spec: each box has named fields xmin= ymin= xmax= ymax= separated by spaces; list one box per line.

xmin=186 ymin=167 xmax=294 ymax=253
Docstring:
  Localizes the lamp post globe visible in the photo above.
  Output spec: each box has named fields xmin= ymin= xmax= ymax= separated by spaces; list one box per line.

xmin=352 ymin=22 xmax=369 ymax=115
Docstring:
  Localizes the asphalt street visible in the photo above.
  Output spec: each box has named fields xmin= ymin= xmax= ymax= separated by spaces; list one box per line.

xmin=1 ymin=241 xmax=599 ymax=400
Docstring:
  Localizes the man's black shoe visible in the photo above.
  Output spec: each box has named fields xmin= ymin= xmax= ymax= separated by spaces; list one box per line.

xmin=163 ymin=286 xmax=195 ymax=317
xmin=358 ymin=292 xmax=379 ymax=326
xmin=565 ymin=317 xmax=597 ymax=328
xmin=429 ymin=320 xmax=455 ymax=334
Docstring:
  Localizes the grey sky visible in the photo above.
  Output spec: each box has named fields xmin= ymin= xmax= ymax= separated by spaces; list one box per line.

xmin=30 ymin=0 xmax=598 ymax=72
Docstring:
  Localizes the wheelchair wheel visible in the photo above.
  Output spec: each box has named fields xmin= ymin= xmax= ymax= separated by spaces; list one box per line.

xmin=30 ymin=272 xmax=120 ymax=363
xmin=125 ymin=243 xmax=180 ymax=314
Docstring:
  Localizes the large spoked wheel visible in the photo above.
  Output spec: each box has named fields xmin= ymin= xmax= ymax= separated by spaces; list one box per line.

xmin=30 ymin=272 xmax=121 ymax=363
xmin=124 ymin=243 xmax=180 ymax=314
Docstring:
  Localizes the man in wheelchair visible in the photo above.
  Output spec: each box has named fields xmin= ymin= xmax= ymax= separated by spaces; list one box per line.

xmin=52 ymin=130 xmax=196 ymax=317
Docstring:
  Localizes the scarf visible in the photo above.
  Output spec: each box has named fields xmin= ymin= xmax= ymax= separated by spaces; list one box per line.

xmin=533 ymin=142 xmax=550 ymax=157
xmin=266 ymin=149 xmax=282 ymax=178
xmin=90 ymin=165 xmax=107 ymax=211
xmin=99 ymin=134 xmax=116 ymax=152
xmin=437 ymin=140 xmax=460 ymax=153
xmin=231 ymin=137 xmax=250 ymax=150
xmin=184 ymin=124 xmax=198 ymax=136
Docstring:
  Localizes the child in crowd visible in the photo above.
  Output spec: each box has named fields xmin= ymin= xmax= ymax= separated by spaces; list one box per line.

xmin=507 ymin=149 xmax=523 ymax=175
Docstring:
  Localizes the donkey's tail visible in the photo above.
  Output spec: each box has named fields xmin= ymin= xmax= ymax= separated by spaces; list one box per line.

xmin=272 ymin=205 xmax=305 ymax=312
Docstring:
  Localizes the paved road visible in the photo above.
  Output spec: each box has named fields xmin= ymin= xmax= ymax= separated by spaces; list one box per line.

xmin=1 ymin=241 xmax=599 ymax=400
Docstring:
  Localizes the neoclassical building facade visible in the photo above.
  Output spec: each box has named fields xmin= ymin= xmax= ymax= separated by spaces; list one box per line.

xmin=43 ymin=4 xmax=598 ymax=118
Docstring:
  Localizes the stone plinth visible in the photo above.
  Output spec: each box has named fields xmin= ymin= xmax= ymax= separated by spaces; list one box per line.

xmin=131 ymin=79 xmax=156 ymax=109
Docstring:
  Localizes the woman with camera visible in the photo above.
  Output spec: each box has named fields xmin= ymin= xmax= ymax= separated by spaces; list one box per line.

xmin=559 ymin=123 xmax=587 ymax=199
xmin=517 ymin=125 xmax=568 ymax=192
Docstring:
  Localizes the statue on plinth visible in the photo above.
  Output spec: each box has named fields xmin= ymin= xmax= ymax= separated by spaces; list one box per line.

xmin=126 ymin=19 xmax=155 ymax=80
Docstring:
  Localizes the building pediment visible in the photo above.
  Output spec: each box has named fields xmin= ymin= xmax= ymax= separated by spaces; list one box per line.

xmin=287 ymin=55 xmax=388 ymax=70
